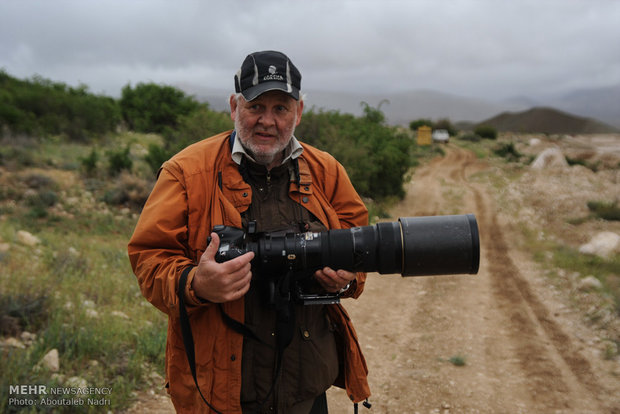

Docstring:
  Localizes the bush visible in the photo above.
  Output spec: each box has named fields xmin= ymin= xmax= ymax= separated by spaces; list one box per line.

xmin=144 ymin=143 xmax=172 ymax=174
xmin=106 ymin=145 xmax=133 ymax=176
xmin=103 ymin=172 xmax=152 ymax=210
xmin=0 ymin=70 xmax=121 ymax=140
xmin=587 ymin=200 xmax=620 ymax=221
xmin=120 ymin=82 xmax=201 ymax=134
xmin=474 ymin=125 xmax=498 ymax=140
xmin=433 ymin=118 xmax=458 ymax=136
xmin=409 ymin=118 xmax=433 ymax=131
xmin=459 ymin=132 xmax=482 ymax=142
xmin=0 ymin=292 xmax=51 ymax=335
xmin=296 ymin=105 xmax=414 ymax=200
xmin=493 ymin=142 xmax=522 ymax=162
xmin=80 ymin=147 xmax=100 ymax=177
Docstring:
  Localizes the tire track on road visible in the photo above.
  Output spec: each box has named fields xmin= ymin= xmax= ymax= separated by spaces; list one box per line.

xmin=456 ymin=147 xmax=612 ymax=412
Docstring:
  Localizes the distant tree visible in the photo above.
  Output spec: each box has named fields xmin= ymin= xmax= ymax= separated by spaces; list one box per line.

xmin=296 ymin=106 xmax=414 ymax=200
xmin=433 ymin=118 xmax=458 ymax=136
xmin=409 ymin=118 xmax=433 ymax=131
xmin=120 ymin=82 xmax=201 ymax=133
xmin=145 ymin=106 xmax=234 ymax=174
xmin=0 ymin=70 xmax=121 ymax=140
xmin=361 ymin=100 xmax=389 ymax=124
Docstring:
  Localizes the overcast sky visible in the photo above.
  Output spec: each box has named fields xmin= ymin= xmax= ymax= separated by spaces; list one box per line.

xmin=1 ymin=0 xmax=619 ymax=102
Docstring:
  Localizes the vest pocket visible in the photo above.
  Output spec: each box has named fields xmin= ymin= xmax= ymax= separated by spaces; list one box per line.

xmin=286 ymin=310 xmax=339 ymax=405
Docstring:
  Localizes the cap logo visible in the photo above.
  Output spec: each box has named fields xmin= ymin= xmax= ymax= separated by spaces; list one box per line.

xmin=236 ymin=51 xmax=301 ymax=100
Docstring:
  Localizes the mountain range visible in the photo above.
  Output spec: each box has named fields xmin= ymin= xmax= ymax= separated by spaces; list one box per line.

xmin=179 ymin=83 xmax=620 ymax=130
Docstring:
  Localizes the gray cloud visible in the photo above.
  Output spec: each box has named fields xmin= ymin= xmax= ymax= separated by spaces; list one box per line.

xmin=1 ymin=0 xmax=619 ymax=100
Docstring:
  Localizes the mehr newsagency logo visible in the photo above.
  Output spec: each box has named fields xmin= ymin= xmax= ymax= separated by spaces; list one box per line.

xmin=8 ymin=384 xmax=113 ymax=408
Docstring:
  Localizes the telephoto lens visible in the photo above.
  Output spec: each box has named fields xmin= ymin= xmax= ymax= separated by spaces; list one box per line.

xmin=315 ymin=214 xmax=479 ymax=276
xmin=213 ymin=214 xmax=480 ymax=277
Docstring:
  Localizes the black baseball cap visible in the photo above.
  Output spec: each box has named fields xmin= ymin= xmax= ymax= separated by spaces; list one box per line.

xmin=234 ymin=50 xmax=302 ymax=101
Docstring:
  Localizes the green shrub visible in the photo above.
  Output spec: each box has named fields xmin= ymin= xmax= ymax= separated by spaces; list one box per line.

xmin=0 ymin=292 xmax=51 ymax=334
xmin=587 ymin=200 xmax=620 ymax=221
xmin=0 ymin=145 xmax=35 ymax=169
xmin=106 ymin=145 xmax=133 ymax=176
xmin=409 ymin=118 xmax=433 ymax=131
xmin=493 ymin=142 xmax=522 ymax=162
xmin=433 ymin=118 xmax=458 ymax=136
xmin=80 ymin=147 xmax=100 ymax=176
xmin=0 ymin=70 xmax=121 ymax=140
xmin=144 ymin=143 xmax=172 ymax=174
xmin=449 ymin=355 xmax=467 ymax=366
xmin=103 ymin=172 xmax=152 ymax=209
xmin=22 ymin=173 xmax=56 ymax=190
xmin=474 ymin=125 xmax=498 ymax=140
xmin=161 ymin=106 xmax=234 ymax=156
xmin=26 ymin=189 xmax=58 ymax=208
xmin=459 ymin=132 xmax=481 ymax=142
xmin=120 ymin=82 xmax=201 ymax=134
xmin=296 ymin=105 xmax=414 ymax=201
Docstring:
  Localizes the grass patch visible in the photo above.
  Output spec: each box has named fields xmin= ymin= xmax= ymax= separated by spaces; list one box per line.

xmin=525 ymin=228 xmax=620 ymax=316
xmin=0 ymin=140 xmax=166 ymax=411
xmin=568 ymin=200 xmax=620 ymax=225
xmin=448 ymin=355 xmax=467 ymax=366
xmin=0 ymin=217 xmax=166 ymax=411
xmin=587 ymin=200 xmax=620 ymax=221
xmin=438 ymin=354 xmax=467 ymax=366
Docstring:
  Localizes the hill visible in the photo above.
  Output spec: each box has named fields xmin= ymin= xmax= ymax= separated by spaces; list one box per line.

xmin=180 ymin=82 xmax=620 ymax=130
xmin=175 ymin=83 xmax=529 ymax=126
xmin=476 ymin=107 xmax=619 ymax=134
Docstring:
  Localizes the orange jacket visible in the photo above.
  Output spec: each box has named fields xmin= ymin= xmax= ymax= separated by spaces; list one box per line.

xmin=128 ymin=131 xmax=371 ymax=413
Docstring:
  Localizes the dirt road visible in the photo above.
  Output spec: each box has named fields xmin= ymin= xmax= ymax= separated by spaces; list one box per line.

xmin=327 ymin=146 xmax=620 ymax=413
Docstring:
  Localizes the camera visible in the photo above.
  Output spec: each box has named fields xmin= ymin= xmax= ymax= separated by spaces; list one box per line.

xmin=211 ymin=214 xmax=480 ymax=305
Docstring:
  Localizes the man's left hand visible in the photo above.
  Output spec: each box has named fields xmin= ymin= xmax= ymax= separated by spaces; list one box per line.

xmin=314 ymin=267 xmax=356 ymax=293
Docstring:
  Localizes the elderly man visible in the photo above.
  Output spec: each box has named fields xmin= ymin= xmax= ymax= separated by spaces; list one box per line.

xmin=128 ymin=50 xmax=370 ymax=413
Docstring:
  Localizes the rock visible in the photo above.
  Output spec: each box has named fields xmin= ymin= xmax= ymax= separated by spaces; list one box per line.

xmin=20 ymin=331 xmax=37 ymax=346
xmin=531 ymin=147 xmax=568 ymax=170
xmin=68 ymin=246 xmax=79 ymax=256
xmin=579 ymin=231 xmax=620 ymax=258
xmin=577 ymin=275 xmax=603 ymax=291
xmin=39 ymin=349 xmax=60 ymax=372
xmin=0 ymin=242 xmax=10 ymax=253
xmin=529 ymin=138 xmax=541 ymax=146
xmin=16 ymin=230 xmax=41 ymax=246
xmin=1 ymin=337 xmax=26 ymax=349
xmin=111 ymin=310 xmax=130 ymax=320
xmin=85 ymin=309 xmax=99 ymax=318
xmin=51 ymin=373 xmax=66 ymax=383
xmin=65 ymin=376 xmax=88 ymax=388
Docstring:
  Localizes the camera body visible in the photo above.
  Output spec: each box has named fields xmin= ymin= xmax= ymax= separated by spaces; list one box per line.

xmin=211 ymin=214 xmax=480 ymax=305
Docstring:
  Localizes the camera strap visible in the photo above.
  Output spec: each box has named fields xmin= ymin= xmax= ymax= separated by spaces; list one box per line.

xmin=177 ymin=266 xmax=223 ymax=414
xmin=177 ymin=265 xmax=297 ymax=412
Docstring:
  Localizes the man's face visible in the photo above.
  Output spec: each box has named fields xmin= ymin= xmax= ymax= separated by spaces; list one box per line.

xmin=230 ymin=90 xmax=304 ymax=168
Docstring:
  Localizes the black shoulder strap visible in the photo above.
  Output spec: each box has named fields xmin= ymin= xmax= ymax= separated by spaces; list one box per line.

xmin=177 ymin=265 xmax=299 ymax=413
xmin=177 ymin=266 xmax=223 ymax=414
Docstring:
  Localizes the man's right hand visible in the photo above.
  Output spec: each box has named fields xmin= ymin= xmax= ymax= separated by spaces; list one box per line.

xmin=191 ymin=232 xmax=254 ymax=303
